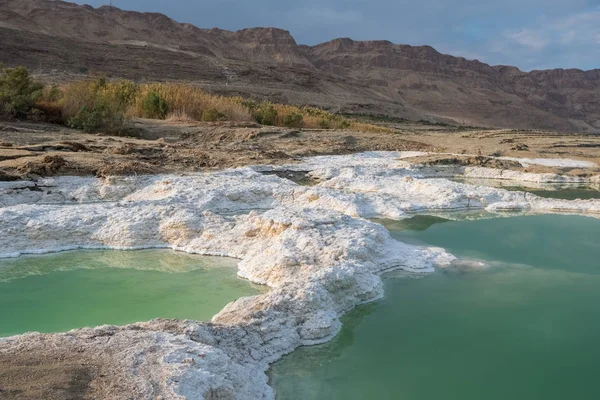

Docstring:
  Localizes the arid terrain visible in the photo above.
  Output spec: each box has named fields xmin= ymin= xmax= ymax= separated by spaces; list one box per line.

xmin=1 ymin=1 xmax=600 ymax=399
xmin=1 ymin=0 xmax=599 ymax=132
xmin=2 ymin=119 xmax=600 ymax=182
xmin=0 ymin=119 xmax=430 ymax=180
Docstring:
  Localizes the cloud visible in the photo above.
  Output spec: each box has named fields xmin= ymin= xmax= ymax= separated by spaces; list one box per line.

xmin=484 ymin=8 xmax=600 ymax=70
xmin=290 ymin=7 xmax=363 ymax=23
xmin=502 ymin=9 xmax=600 ymax=52
xmin=504 ymin=28 xmax=549 ymax=50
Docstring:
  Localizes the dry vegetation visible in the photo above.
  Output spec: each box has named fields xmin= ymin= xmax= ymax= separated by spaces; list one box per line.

xmin=0 ymin=66 xmax=394 ymax=134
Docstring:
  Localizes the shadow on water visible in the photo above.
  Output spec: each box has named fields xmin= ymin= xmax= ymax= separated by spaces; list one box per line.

xmin=269 ymin=302 xmax=379 ymax=380
xmin=371 ymin=215 xmax=451 ymax=232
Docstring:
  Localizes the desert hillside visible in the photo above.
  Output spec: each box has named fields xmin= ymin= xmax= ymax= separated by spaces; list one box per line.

xmin=1 ymin=0 xmax=599 ymax=132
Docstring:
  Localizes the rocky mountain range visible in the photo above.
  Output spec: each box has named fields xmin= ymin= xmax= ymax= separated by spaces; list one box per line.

xmin=1 ymin=0 xmax=599 ymax=132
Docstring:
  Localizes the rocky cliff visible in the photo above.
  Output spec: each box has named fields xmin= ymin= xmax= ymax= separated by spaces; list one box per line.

xmin=1 ymin=0 xmax=598 ymax=132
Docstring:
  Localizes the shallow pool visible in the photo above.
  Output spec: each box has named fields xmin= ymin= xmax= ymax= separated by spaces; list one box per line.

xmin=0 ymin=249 xmax=261 ymax=337
xmin=270 ymin=214 xmax=600 ymax=399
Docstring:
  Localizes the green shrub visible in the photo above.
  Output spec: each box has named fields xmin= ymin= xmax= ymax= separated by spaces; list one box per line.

xmin=241 ymin=99 xmax=260 ymax=111
xmin=0 ymin=66 xmax=44 ymax=118
xmin=201 ymin=108 xmax=227 ymax=122
xmin=283 ymin=113 xmax=303 ymax=128
xmin=335 ymin=119 xmax=351 ymax=129
xmin=318 ymin=119 xmax=331 ymax=129
xmin=44 ymin=85 xmax=62 ymax=102
xmin=59 ymin=79 xmax=130 ymax=132
xmin=252 ymin=104 xmax=278 ymax=126
xmin=68 ymin=103 xmax=124 ymax=133
xmin=141 ymin=91 xmax=169 ymax=119
xmin=112 ymin=80 xmax=139 ymax=108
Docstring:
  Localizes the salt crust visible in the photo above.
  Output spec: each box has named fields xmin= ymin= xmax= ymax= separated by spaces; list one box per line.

xmin=1 ymin=152 xmax=599 ymax=399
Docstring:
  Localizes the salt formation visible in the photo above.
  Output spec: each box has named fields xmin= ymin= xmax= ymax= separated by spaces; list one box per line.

xmin=1 ymin=152 xmax=599 ymax=399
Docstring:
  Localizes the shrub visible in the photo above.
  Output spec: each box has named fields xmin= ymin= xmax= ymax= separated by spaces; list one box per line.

xmin=68 ymin=103 xmax=124 ymax=132
xmin=282 ymin=113 xmax=303 ymax=128
xmin=317 ymin=119 xmax=331 ymax=129
xmin=241 ymin=99 xmax=260 ymax=111
xmin=129 ymin=84 xmax=251 ymax=122
xmin=33 ymin=75 xmax=392 ymax=134
xmin=112 ymin=80 xmax=139 ymax=107
xmin=44 ymin=85 xmax=62 ymax=102
xmin=142 ymin=91 xmax=169 ymax=119
xmin=252 ymin=104 xmax=278 ymax=126
xmin=336 ymin=120 xmax=351 ymax=129
xmin=201 ymin=108 xmax=227 ymax=122
xmin=0 ymin=66 xmax=44 ymax=118
xmin=59 ymin=79 xmax=130 ymax=132
xmin=26 ymin=104 xmax=63 ymax=124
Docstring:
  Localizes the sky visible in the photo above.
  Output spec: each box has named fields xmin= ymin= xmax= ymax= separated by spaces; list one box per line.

xmin=74 ymin=0 xmax=600 ymax=71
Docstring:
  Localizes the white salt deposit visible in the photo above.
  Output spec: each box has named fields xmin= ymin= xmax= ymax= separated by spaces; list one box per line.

xmin=1 ymin=152 xmax=599 ymax=399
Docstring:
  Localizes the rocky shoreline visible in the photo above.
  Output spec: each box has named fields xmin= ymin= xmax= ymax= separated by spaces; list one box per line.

xmin=1 ymin=152 xmax=600 ymax=399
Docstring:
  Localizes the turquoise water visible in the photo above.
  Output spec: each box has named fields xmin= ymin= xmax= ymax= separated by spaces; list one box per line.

xmin=270 ymin=214 xmax=600 ymax=399
xmin=0 ymin=250 xmax=260 ymax=337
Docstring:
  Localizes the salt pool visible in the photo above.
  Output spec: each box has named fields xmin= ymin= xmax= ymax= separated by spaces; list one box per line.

xmin=270 ymin=214 xmax=600 ymax=399
xmin=0 ymin=249 xmax=260 ymax=337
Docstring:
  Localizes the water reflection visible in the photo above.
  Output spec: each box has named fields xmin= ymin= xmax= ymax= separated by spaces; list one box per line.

xmin=0 ymin=249 xmax=239 ymax=283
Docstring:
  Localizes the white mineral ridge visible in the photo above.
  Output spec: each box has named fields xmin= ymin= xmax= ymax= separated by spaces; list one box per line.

xmin=1 ymin=152 xmax=599 ymax=399
xmin=497 ymin=156 xmax=597 ymax=168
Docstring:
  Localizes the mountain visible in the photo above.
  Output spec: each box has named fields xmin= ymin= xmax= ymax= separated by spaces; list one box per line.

xmin=1 ymin=0 xmax=599 ymax=132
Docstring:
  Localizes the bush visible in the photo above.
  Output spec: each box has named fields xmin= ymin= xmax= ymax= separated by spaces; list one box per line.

xmin=252 ymin=104 xmax=278 ymax=126
xmin=142 ymin=91 xmax=169 ymax=119
xmin=68 ymin=103 xmax=124 ymax=132
xmin=59 ymin=79 xmax=130 ymax=132
xmin=318 ymin=119 xmax=331 ymax=129
xmin=44 ymin=85 xmax=62 ymax=102
xmin=27 ymin=104 xmax=63 ymax=124
xmin=201 ymin=108 xmax=227 ymax=122
xmin=0 ymin=66 xmax=44 ymax=118
xmin=282 ymin=113 xmax=303 ymax=128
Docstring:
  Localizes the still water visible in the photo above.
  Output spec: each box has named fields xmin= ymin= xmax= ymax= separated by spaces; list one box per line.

xmin=270 ymin=214 xmax=600 ymax=399
xmin=0 ymin=249 xmax=260 ymax=337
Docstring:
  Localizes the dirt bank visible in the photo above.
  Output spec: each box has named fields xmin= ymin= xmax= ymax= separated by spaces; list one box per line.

xmin=0 ymin=119 xmax=430 ymax=180
xmin=2 ymin=120 xmax=600 ymax=181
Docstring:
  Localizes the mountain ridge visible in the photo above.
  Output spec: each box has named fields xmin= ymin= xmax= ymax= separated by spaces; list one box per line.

xmin=1 ymin=0 xmax=599 ymax=132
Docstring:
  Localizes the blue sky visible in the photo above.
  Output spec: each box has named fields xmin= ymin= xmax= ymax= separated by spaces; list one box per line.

xmin=75 ymin=0 xmax=600 ymax=71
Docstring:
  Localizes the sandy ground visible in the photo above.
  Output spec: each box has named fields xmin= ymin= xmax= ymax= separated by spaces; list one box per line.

xmin=400 ymin=127 xmax=600 ymax=175
xmin=2 ymin=119 xmax=599 ymax=181
xmin=0 ymin=119 xmax=429 ymax=180
xmin=0 ymin=349 xmax=98 ymax=400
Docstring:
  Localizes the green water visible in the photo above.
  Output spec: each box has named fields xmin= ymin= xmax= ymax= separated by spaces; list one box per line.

xmin=0 ymin=249 xmax=260 ymax=337
xmin=270 ymin=214 xmax=600 ymax=400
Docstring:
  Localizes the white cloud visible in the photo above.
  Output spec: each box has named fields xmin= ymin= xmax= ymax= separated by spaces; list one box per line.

xmin=504 ymin=28 xmax=549 ymax=50
xmin=502 ymin=9 xmax=600 ymax=52
xmin=291 ymin=7 xmax=363 ymax=23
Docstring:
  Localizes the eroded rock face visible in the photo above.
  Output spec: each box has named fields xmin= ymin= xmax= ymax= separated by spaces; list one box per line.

xmin=1 ymin=153 xmax=600 ymax=399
